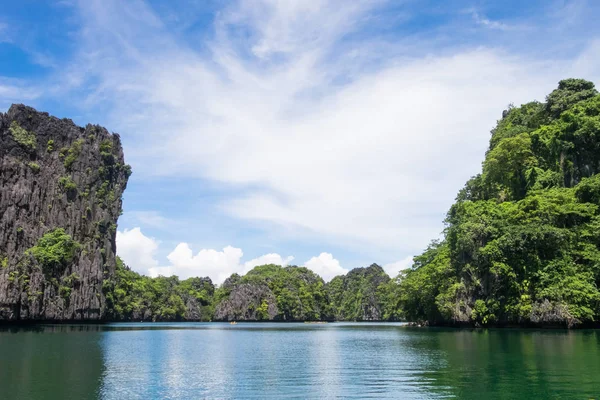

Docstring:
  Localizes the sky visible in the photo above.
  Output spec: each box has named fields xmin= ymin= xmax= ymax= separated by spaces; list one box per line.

xmin=2 ymin=0 xmax=600 ymax=284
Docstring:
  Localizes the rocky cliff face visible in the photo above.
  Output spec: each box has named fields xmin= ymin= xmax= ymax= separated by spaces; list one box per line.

xmin=0 ymin=104 xmax=130 ymax=321
xmin=326 ymin=264 xmax=390 ymax=321
xmin=213 ymin=265 xmax=331 ymax=321
xmin=214 ymin=275 xmax=279 ymax=321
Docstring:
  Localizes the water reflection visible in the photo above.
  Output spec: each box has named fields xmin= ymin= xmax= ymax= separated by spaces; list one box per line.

xmin=409 ymin=328 xmax=600 ymax=399
xmin=0 ymin=324 xmax=104 ymax=399
xmin=0 ymin=323 xmax=598 ymax=399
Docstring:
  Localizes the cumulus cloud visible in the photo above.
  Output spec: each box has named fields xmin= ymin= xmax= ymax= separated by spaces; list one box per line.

xmin=244 ymin=253 xmax=294 ymax=271
xmin=117 ymin=228 xmax=348 ymax=284
xmin=382 ymin=256 xmax=414 ymax=277
xmin=304 ymin=253 xmax=348 ymax=282
xmin=117 ymin=227 xmax=297 ymax=284
xmin=116 ymin=228 xmax=160 ymax=274
xmin=153 ymin=244 xmax=245 ymax=283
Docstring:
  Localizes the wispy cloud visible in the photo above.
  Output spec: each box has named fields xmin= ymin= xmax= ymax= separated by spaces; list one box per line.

xmin=466 ymin=8 xmax=526 ymax=31
xmin=0 ymin=78 xmax=42 ymax=109
xmin=62 ymin=0 xmax=600 ymax=262
xmin=4 ymin=0 xmax=597 ymax=271
xmin=0 ymin=22 xmax=9 ymax=43
xmin=121 ymin=211 xmax=175 ymax=229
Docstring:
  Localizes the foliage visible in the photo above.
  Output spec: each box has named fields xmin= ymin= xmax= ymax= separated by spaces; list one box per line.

xmin=100 ymin=140 xmax=114 ymax=165
xmin=9 ymin=121 xmax=36 ymax=150
xmin=58 ymin=176 xmax=78 ymax=199
xmin=59 ymin=285 xmax=72 ymax=299
xmin=545 ymin=78 xmax=598 ymax=117
xmin=28 ymin=162 xmax=40 ymax=173
xmin=106 ymin=262 xmax=401 ymax=322
xmin=63 ymin=139 xmax=84 ymax=170
xmin=399 ymin=79 xmax=600 ymax=327
xmin=105 ymin=258 xmax=214 ymax=321
xmin=237 ymin=264 xmax=331 ymax=321
xmin=27 ymin=229 xmax=80 ymax=276
xmin=122 ymin=164 xmax=133 ymax=178
xmin=326 ymin=264 xmax=393 ymax=321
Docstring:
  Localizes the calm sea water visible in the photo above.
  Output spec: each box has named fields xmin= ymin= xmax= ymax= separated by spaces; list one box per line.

xmin=0 ymin=322 xmax=599 ymax=399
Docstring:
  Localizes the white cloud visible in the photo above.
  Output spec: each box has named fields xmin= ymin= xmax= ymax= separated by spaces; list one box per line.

xmin=469 ymin=10 xmax=521 ymax=31
xmin=383 ymin=256 xmax=413 ymax=277
xmin=155 ymin=244 xmax=245 ymax=284
xmin=118 ymin=227 xmax=295 ymax=284
xmin=0 ymin=79 xmax=41 ymax=107
xmin=115 ymin=227 xmax=159 ymax=274
xmin=244 ymin=253 xmax=294 ymax=271
xmin=115 ymin=228 xmax=427 ymax=284
xmin=304 ymin=253 xmax=348 ymax=282
xmin=78 ymin=1 xmax=600 ymax=265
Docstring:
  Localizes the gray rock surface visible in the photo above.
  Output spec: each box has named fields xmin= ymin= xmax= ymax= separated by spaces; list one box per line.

xmin=214 ymin=276 xmax=279 ymax=321
xmin=0 ymin=104 xmax=130 ymax=321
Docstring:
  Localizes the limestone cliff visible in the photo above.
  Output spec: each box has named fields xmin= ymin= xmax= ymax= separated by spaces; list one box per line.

xmin=0 ymin=104 xmax=130 ymax=321
xmin=213 ymin=265 xmax=332 ymax=321
xmin=214 ymin=275 xmax=279 ymax=321
xmin=326 ymin=264 xmax=391 ymax=321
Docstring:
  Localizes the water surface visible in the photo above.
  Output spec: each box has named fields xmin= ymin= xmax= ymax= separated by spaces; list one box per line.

xmin=0 ymin=323 xmax=598 ymax=399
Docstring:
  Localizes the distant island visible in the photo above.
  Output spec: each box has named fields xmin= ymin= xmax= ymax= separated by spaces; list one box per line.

xmin=1 ymin=79 xmax=600 ymax=328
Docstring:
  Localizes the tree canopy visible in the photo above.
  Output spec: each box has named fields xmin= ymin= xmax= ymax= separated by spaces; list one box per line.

xmin=398 ymin=79 xmax=600 ymax=327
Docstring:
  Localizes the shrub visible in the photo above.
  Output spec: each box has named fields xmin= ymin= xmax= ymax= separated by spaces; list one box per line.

xmin=28 ymin=162 xmax=40 ymax=173
xmin=27 ymin=228 xmax=81 ymax=275
xmin=122 ymin=164 xmax=132 ymax=178
xmin=64 ymin=139 xmax=84 ymax=170
xmin=99 ymin=139 xmax=115 ymax=164
xmin=63 ymin=273 xmax=80 ymax=287
xmin=58 ymin=176 xmax=77 ymax=193
xmin=59 ymin=286 xmax=72 ymax=299
xmin=9 ymin=121 xmax=36 ymax=150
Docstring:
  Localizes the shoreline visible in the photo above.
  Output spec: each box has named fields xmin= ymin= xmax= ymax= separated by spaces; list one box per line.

xmin=1 ymin=319 xmax=599 ymax=330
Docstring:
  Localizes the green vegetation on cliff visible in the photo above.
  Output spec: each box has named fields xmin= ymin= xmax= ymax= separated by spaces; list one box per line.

xmin=104 ymin=258 xmax=214 ymax=321
xmin=214 ymin=264 xmax=330 ymax=321
xmin=326 ymin=264 xmax=396 ymax=321
xmin=1 ymin=104 xmax=130 ymax=321
xmin=107 ymin=260 xmax=394 ymax=322
xmin=397 ymin=79 xmax=600 ymax=327
xmin=9 ymin=121 xmax=36 ymax=150
xmin=27 ymin=229 xmax=81 ymax=277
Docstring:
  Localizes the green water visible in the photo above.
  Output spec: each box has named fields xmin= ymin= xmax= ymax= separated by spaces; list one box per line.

xmin=0 ymin=323 xmax=598 ymax=399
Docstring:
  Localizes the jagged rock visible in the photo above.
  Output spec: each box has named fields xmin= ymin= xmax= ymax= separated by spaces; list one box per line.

xmin=181 ymin=277 xmax=215 ymax=321
xmin=213 ymin=265 xmax=333 ymax=321
xmin=214 ymin=282 xmax=278 ymax=321
xmin=0 ymin=104 xmax=130 ymax=321
xmin=530 ymin=300 xmax=577 ymax=328
xmin=326 ymin=263 xmax=390 ymax=321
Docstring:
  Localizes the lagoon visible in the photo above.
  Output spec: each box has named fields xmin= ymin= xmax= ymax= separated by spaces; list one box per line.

xmin=0 ymin=323 xmax=599 ymax=399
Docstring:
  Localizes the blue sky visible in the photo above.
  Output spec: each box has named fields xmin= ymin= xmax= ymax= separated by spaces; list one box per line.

xmin=2 ymin=0 xmax=600 ymax=283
